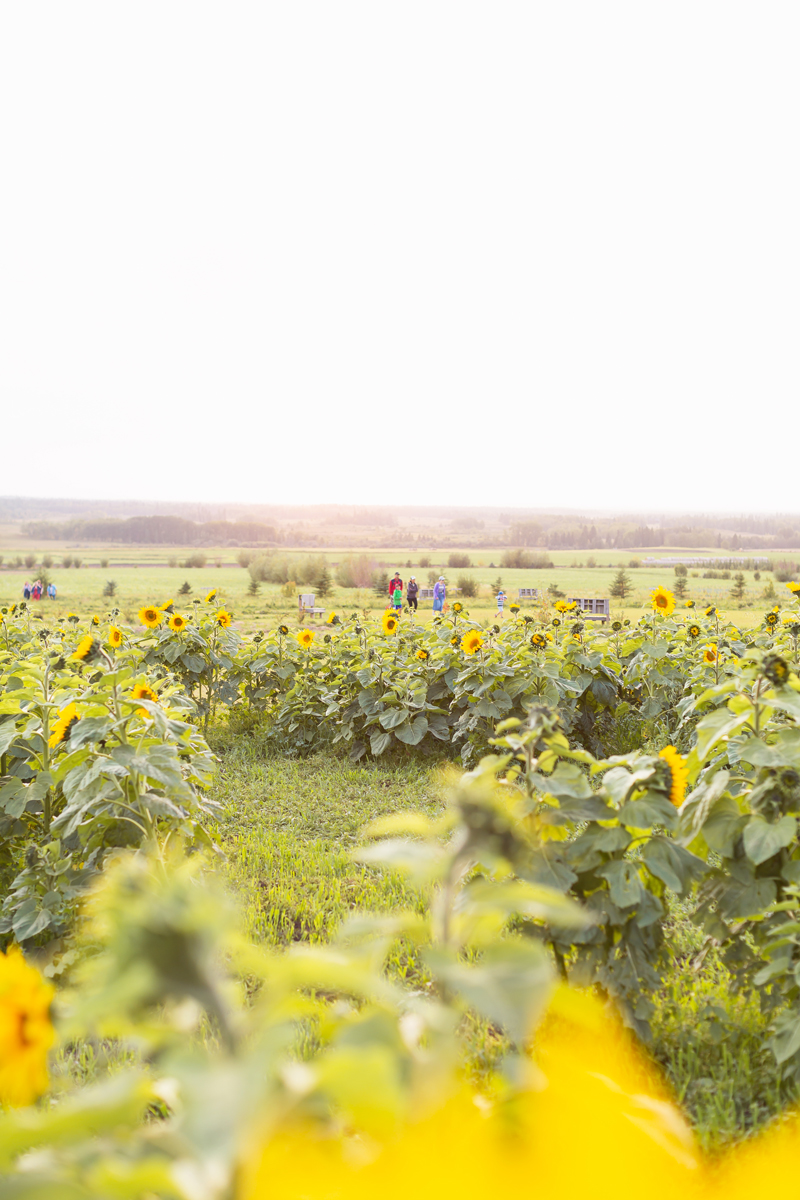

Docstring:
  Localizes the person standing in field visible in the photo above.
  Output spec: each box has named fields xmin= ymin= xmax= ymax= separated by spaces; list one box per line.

xmin=391 ymin=581 xmax=403 ymax=613
xmin=495 ymin=588 xmax=506 ymax=619
xmin=433 ymin=576 xmax=446 ymax=614
xmin=388 ymin=572 xmax=403 ymax=604
xmin=23 ymin=581 xmax=31 ymax=600
xmin=406 ymin=576 xmax=419 ymax=611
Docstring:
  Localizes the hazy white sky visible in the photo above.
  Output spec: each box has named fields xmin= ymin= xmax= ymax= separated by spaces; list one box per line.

xmin=1 ymin=4 xmax=797 ymax=512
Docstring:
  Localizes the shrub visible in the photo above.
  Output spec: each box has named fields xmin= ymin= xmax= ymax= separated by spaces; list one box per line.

xmin=501 ymin=549 xmax=553 ymax=569
xmin=336 ymin=554 xmax=375 ymax=588
xmin=183 ymin=552 xmax=207 ymax=569
xmin=24 ymin=555 xmax=37 ymax=569
xmin=674 ymin=564 xmax=688 ymax=577
xmin=237 ymin=551 xmax=253 ymax=568
xmin=457 ymin=575 xmax=477 ymax=598
xmin=73 ymin=557 xmax=82 ymax=568
xmin=628 ymin=559 xmax=641 ymax=568
xmin=448 ymin=552 xmax=471 ymax=569
xmin=61 ymin=555 xmax=73 ymax=569
xmin=102 ymin=580 xmax=117 ymax=598
xmin=419 ymin=556 xmax=430 ymax=568
xmin=168 ymin=556 xmax=178 ymax=568
xmin=98 ymin=558 xmax=108 ymax=569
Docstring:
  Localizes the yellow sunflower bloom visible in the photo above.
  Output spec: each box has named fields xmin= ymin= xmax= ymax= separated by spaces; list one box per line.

xmin=108 ymin=625 xmax=123 ymax=648
xmin=650 ymin=587 xmax=675 ymax=617
xmin=160 ymin=599 xmax=175 ymax=612
xmin=416 ymin=648 xmax=430 ymax=661
xmin=48 ymin=702 xmax=80 ymax=748
xmin=91 ymin=614 xmax=100 ymax=626
xmin=169 ymin=613 xmax=187 ymax=632
xmin=703 ymin=644 xmax=717 ymax=664
xmin=382 ymin=611 xmax=399 ymax=635
xmin=452 ymin=602 xmax=464 ymax=614
xmin=462 ymin=630 xmax=483 ymax=656
xmin=131 ymin=682 xmax=158 ymax=718
xmin=555 ymin=601 xmax=569 ymax=613
xmin=297 ymin=629 xmax=314 ymax=649
xmin=139 ymin=605 xmax=162 ymax=629
xmin=659 ymin=746 xmax=688 ymax=807
xmin=326 ymin=612 xmax=338 ymax=625
xmin=69 ymin=634 xmax=97 ymax=663
xmin=0 ymin=947 xmax=55 ymax=1108
xmin=216 ymin=610 xmax=232 ymax=628
xmin=205 ymin=589 xmax=217 ymax=603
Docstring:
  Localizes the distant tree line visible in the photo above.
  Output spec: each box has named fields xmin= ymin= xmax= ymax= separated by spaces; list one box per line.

xmin=20 ymin=516 xmax=281 ymax=545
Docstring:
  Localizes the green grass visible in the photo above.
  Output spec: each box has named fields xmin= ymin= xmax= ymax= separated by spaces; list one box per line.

xmin=207 ymin=735 xmax=797 ymax=1148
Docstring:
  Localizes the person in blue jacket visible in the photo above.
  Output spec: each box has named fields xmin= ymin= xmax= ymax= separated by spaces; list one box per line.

xmin=433 ymin=576 xmax=446 ymax=613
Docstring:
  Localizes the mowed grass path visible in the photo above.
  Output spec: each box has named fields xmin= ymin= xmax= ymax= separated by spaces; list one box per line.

xmin=210 ymin=734 xmax=446 ymax=957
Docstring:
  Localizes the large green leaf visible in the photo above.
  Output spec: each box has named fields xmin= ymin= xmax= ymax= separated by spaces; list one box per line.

xmin=742 ymin=815 xmax=797 ymax=865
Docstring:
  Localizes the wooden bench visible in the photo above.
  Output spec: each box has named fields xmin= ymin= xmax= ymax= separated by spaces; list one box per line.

xmin=517 ymin=588 xmax=543 ymax=601
xmin=298 ymin=593 xmax=325 ymax=622
xmin=568 ymin=597 xmax=611 ymax=624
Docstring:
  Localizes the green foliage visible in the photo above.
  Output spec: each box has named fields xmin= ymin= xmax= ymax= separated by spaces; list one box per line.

xmin=102 ymin=580 xmax=117 ymax=598
xmin=456 ymin=574 xmax=477 ymax=598
xmin=448 ymin=552 xmax=471 ymax=569
xmin=610 ymin=569 xmax=631 ymax=598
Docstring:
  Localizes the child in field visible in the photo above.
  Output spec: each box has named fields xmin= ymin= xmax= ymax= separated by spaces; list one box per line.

xmin=495 ymin=589 xmax=506 ymax=618
xmin=392 ymin=583 xmax=403 ymax=613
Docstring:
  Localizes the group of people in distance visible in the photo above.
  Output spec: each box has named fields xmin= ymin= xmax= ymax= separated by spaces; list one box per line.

xmin=23 ymin=580 xmax=57 ymax=600
xmin=388 ymin=571 xmax=445 ymax=613
xmin=387 ymin=571 xmax=511 ymax=620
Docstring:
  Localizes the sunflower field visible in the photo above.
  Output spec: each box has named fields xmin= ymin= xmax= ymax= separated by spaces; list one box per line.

xmin=1 ymin=583 xmax=800 ymax=1195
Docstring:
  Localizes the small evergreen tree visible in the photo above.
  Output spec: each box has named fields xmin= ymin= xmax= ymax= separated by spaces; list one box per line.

xmin=373 ymin=571 xmax=389 ymax=597
xmin=315 ymin=565 xmax=333 ymax=598
xmin=730 ymin=573 xmax=746 ymax=601
xmin=674 ymin=575 xmax=688 ymax=599
xmin=178 ymin=581 xmax=192 ymax=595
xmin=103 ymin=580 xmax=117 ymax=598
xmin=247 ymin=578 xmax=260 ymax=597
xmin=609 ymin=570 xmax=631 ymax=599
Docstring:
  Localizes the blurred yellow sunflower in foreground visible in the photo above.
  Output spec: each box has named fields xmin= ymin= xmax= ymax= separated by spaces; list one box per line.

xmin=659 ymin=746 xmax=688 ymax=807
xmin=139 ymin=605 xmax=161 ymax=629
xmin=650 ymin=586 xmax=675 ymax=616
xmin=131 ymin=682 xmax=158 ymax=718
xmin=169 ymin=614 xmax=187 ymax=632
xmin=382 ymin=612 xmax=398 ymax=635
xmin=69 ymin=634 xmax=97 ymax=663
xmin=297 ymin=629 xmax=314 ymax=649
xmin=703 ymin=644 xmax=717 ymax=664
xmin=205 ymin=589 xmax=217 ymax=603
xmin=462 ymin=630 xmax=483 ymax=656
xmin=48 ymin=702 xmax=79 ymax=748
xmin=0 ymin=947 xmax=54 ymax=1108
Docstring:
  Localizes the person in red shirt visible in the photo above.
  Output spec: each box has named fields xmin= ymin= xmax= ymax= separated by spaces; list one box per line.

xmin=388 ymin=572 xmax=403 ymax=603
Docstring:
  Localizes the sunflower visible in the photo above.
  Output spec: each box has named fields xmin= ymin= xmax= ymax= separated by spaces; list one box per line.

xmin=108 ymin=625 xmax=123 ymax=648
xmin=552 ymin=618 xmax=561 ymax=628
xmin=91 ymin=614 xmax=100 ymax=626
xmin=509 ymin=604 xmax=521 ymax=614
xmin=555 ymin=601 xmax=569 ymax=614
xmin=382 ymin=611 xmax=399 ymax=635
xmin=530 ymin=633 xmax=546 ymax=648
xmin=66 ymin=613 xmax=79 ymax=623
xmin=326 ymin=612 xmax=340 ymax=625
xmin=216 ymin=610 xmax=232 ymax=628
xmin=685 ymin=600 xmax=696 ymax=609
xmin=169 ymin=613 xmax=187 ymax=632
xmin=688 ymin=625 xmax=701 ymax=639
xmin=659 ymin=746 xmax=688 ymax=808
xmin=139 ymin=605 xmax=162 ymax=629
xmin=650 ymin=587 xmax=675 ymax=617
xmin=205 ymin=589 xmax=217 ymax=603
xmin=787 ymin=581 xmax=800 ymax=596
xmin=416 ymin=648 xmax=430 ymax=661
xmin=452 ymin=602 xmax=463 ymax=614
xmin=278 ymin=625 xmax=289 ymax=636
xmin=160 ymin=599 xmax=175 ymax=612
xmin=704 ymin=606 xmax=716 ymax=617
xmin=765 ymin=611 xmax=779 ymax=628
xmin=462 ymin=630 xmax=483 ymax=656
xmin=131 ymin=681 xmax=158 ymax=718
xmin=0 ymin=946 xmax=55 ymax=1108
xmin=297 ymin=629 xmax=314 ymax=649
xmin=69 ymin=635 xmax=97 ymax=663
xmin=703 ymin=644 xmax=717 ymax=664
xmin=450 ymin=635 xmax=461 ymax=648
xmin=763 ymin=654 xmax=790 ymax=687
xmin=48 ymin=702 xmax=79 ymax=748
xmin=611 ymin=621 xmax=622 ymax=632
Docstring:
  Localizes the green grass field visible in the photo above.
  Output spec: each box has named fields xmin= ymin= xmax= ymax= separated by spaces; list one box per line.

xmin=0 ymin=542 xmax=786 ymax=632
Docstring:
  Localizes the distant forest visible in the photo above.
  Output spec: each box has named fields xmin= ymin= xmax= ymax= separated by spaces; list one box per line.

xmin=4 ymin=496 xmax=800 ymax=550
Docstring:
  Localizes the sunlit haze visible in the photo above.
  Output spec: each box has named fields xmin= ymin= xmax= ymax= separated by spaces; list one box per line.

xmin=1 ymin=3 xmax=797 ymax=513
